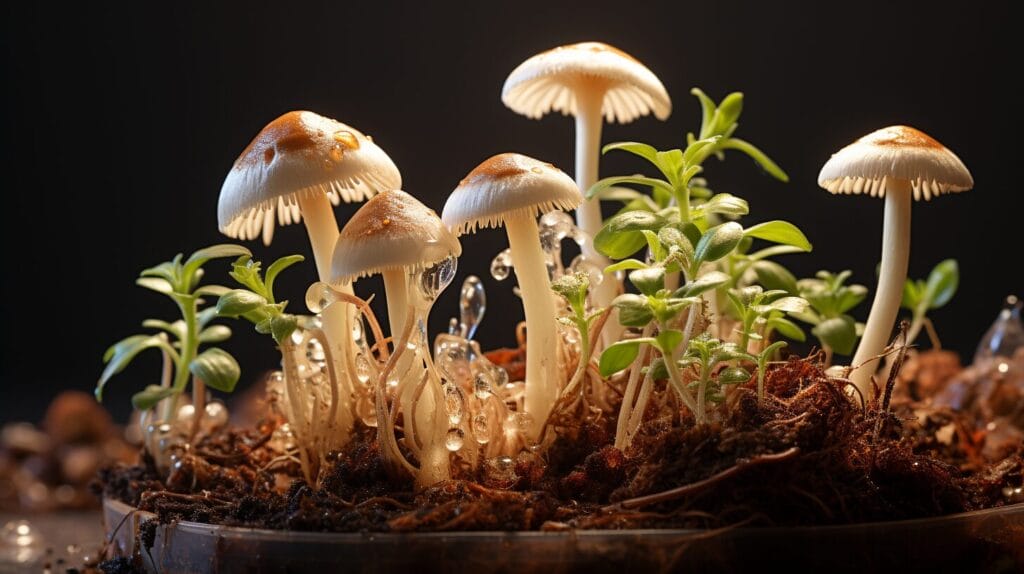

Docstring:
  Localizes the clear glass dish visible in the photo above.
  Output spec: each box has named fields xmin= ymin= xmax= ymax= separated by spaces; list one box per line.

xmin=103 ymin=497 xmax=1024 ymax=573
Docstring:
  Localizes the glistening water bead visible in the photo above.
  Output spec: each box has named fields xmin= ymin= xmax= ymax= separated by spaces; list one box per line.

xmin=418 ymin=255 xmax=458 ymax=300
xmin=443 ymin=383 xmax=465 ymax=425
xmin=490 ymin=249 xmax=513 ymax=281
xmin=445 ymin=427 xmax=465 ymax=451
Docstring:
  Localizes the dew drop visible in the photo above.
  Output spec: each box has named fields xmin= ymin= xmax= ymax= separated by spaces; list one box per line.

xmin=333 ymin=130 xmax=360 ymax=149
xmin=490 ymin=249 xmax=513 ymax=281
xmin=472 ymin=414 xmax=490 ymax=444
xmin=419 ymin=255 xmax=457 ymax=300
xmin=355 ymin=354 xmax=372 ymax=385
xmin=443 ymin=383 xmax=464 ymax=425
xmin=473 ymin=371 xmax=494 ymax=400
xmin=445 ymin=428 xmax=465 ymax=451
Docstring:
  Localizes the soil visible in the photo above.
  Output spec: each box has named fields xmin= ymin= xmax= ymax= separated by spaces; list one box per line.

xmin=95 ymin=350 xmax=1024 ymax=550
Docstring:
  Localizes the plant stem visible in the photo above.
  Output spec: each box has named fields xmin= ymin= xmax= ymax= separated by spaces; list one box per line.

xmin=849 ymin=180 xmax=911 ymax=396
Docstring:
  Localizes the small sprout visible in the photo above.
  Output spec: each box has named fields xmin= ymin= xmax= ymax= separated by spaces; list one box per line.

xmin=96 ymin=244 xmax=249 ymax=473
xmin=687 ymin=88 xmax=789 ymax=182
xmin=790 ymin=270 xmax=868 ymax=366
xmin=216 ymin=254 xmax=305 ymax=344
xmin=901 ymin=259 xmax=959 ymax=349
xmin=726 ymin=285 xmax=808 ymax=353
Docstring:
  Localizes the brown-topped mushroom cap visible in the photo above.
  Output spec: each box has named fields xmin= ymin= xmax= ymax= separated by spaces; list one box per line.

xmin=818 ymin=125 xmax=973 ymax=201
xmin=218 ymin=111 xmax=401 ymax=244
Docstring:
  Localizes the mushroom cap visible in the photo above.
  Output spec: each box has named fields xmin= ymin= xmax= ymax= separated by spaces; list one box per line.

xmin=442 ymin=153 xmax=582 ymax=236
xmin=218 ymin=111 xmax=402 ymax=245
xmin=502 ymin=42 xmax=671 ymax=124
xmin=818 ymin=125 xmax=973 ymax=201
xmin=331 ymin=190 xmax=461 ymax=285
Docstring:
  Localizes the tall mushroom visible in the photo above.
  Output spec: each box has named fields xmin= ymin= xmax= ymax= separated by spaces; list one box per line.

xmin=818 ymin=125 xmax=972 ymax=396
xmin=502 ymin=42 xmax=672 ymax=342
xmin=332 ymin=190 xmax=462 ymax=487
xmin=443 ymin=153 xmax=581 ymax=441
xmin=218 ymin=110 xmax=401 ymax=440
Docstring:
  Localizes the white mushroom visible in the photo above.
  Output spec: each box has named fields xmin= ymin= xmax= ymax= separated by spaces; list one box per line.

xmin=819 ymin=125 xmax=972 ymax=397
xmin=218 ymin=110 xmax=401 ymax=441
xmin=502 ymin=42 xmax=671 ymax=339
xmin=443 ymin=153 xmax=581 ymax=441
xmin=332 ymin=190 xmax=462 ymax=488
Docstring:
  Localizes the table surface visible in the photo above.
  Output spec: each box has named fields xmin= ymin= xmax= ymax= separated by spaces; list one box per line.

xmin=0 ymin=510 xmax=104 ymax=572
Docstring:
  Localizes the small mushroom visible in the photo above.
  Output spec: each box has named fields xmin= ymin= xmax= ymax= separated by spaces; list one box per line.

xmin=819 ymin=125 xmax=972 ymax=395
xmin=331 ymin=190 xmax=462 ymax=337
xmin=502 ymin=42 xmax=671 ymax=324
xmin=332 ymin=190 xmax=462 ymax=488
xmin=443 ymin=153 xmax=581 ymax=441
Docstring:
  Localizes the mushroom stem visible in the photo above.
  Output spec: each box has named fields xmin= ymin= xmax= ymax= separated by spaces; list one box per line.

xmin=850 ymin=179 xmax=912 ymax=396
xmin=380 ymin=268 xmax=410 ymax=340
xmin=505 ymin=212 xmax=561 ymax=441
xmin=297 ymin=192 xmax=354 ymax=438
xmin=574 ymin=82 xmax=622 ymax=348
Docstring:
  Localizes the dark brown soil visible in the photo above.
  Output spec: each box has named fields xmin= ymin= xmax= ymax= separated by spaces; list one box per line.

xmin=96 ymin=353 xmax=1024 ymax=540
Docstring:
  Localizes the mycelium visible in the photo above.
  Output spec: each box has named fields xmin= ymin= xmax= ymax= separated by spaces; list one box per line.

xmin=502 ymin=42 xmax=672 ymax=344
xmin=331 ymin=190 xmax=462 ymax=488
xmin=443 ymin=153 xmax=582 ymax=442
xmin=819 ymin=126 xmax=973 ymax=397
xmin=217 ymin=110 xmax=402 ymax=446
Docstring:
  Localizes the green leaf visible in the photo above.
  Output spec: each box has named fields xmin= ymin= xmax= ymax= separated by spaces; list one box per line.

xmin=718 ymin=366 xmax=752 ymax=386
xmin=813 ymin=316 xmax=858 ymax=355
xmin=131 ymin=385 xmax=177 ymax=410
xmin=216 ymin=289 xmax=268 ymax=318
xmin=924 ymin=259 xmax=959 ymax=309
xmin=265 ymin=255 xmax=305 ymax=301
xmin=599 ymin=340 xmax=644 ymax=377
xmin=140 ymin=258 xmax=182 ymax=286
xmin=604 ymin=259 xmax=647 ymax=273
xmin=629 ymin=267 xmax=665 ymax=296
xmin=142 ymin=319 xmax=186 ymax=340
xmin=270 ymin=314 xmax=299 ymax=343
xmin=697 ymin=193 xmax=749 ymax=219
xmin=902 ymin=280 xmax=923 ymax=310
xmin=835 ymin=285 xmax=868 ymax=315
xmin=691 ymin=88 xmax=716 ymax=139
xmin=675 ymin=270 xmax=730 ymax=298
xmin=602 ymin=141 xmax=661 ymax=167
xmin=768 ymin=296 xmax=809 ymax=314
xmin=195 ymin=284 xmax=231 ymax=298
xmin=719 ymin=138 xmax=790 ymax=182
xmin=182 ymin=244 xmax=252 ymax=287
xmin=189 ymin=348 xmax=241 ymax=393
xmin=594 ymin=211 xmax=666 ymax=259
xmin=587 ymin=175 xmax=675 ymax=201
xmin=198 ymin=325 xmax=232 ymax=343
xmin=694 ymin=222 xmax=744 ymax=264
xmin=752 ymin=261 xmax=799 ymax=295
xmin=714 ymin=92 xmax=744 ymax=133
xmin=767 ymin=316 xmax=806 ymax=342
xmin=744 ymin=221 xmax=812 ymax=252
xmin=655 ymin=329 xmax=684 ymax=354
xmin=136 ymin=277 xmax=173 ymax=294
xmin=612 ymin=294 xmax=654 ymax=327
xmin=97 ymin=335 xmax=175 ymax=401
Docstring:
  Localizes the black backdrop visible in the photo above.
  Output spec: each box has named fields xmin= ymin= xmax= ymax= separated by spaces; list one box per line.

xmin=1 ymin=2 xmax=1016 ymax=423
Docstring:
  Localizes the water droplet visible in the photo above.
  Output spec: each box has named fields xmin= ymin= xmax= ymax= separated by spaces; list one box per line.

xmin=203 ymin=401 xmax=229 ymax=432
xmin=306 ymin=339 xmax=326 ymax=362
xmin=418 ymin=255 xmax=457 ymax=300
xmin=1 ymin=520 xmax=42 ymax=565
xmin=472 ymin=414 xmax=490 ymax=444
xmin=443 ymin=383 xmax=464 ymax=425
xmin=387 ymin=377 xmax=399 ymax=389
xmin=530 ymin=166 xmax=543 ymax=174
xmin=333 ymin=130 xmax=360 ymax=149
xmin=445 ymin=428 xmax=465 ymax=451
xmin=355 ymin=354 xmax=372 ymax=385
xmin=975 ymin=296 xmax=1024 ymax=367
xmin=459 ymin=276 xmax=486 ymax=340
xmin=351 ymin=319 xmax=364 ymax=343
xmin=568 ymin=254 xmax=604 ymax=286
xmin=512 ymin=412 xmax=533 ymax=432
xmin=474 ymin=371 xmax=493 ymax=400
xmin=490 ymin=249 xmax=513 ymax=281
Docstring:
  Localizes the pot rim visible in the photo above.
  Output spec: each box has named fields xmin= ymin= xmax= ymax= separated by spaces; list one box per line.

xmin=103 ymin=496 xmax=1024 ymax=541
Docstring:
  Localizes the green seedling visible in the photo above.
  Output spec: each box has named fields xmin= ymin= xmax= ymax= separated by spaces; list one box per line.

xmin=96 ymin=244 xmax=251 ymax=424
xmin=726 ymin=285 xmax=808 ymax=353
xmin=790 ymin=270 xmax=867 ymax=366
xmin=216 ymin=254 xmax=305 ymax=344
xmin=552 ymin=272 xmax=605 ymax=400
xmin=901 ymin=259 xmax=958 ymax=349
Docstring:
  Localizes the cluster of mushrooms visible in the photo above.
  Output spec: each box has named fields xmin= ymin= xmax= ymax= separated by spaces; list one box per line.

xmin=211 ymin=42 xmax=973 ymax=488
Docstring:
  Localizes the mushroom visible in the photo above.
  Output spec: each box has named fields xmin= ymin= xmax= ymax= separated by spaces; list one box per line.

xmin=332 ymin=190 xmax=462 ymax=488
xmin=218 ymin=110 xmax=401 ymax=440
xmin=818 ymin=125 xmax=972 ymax=396
xmin=502 ymin=42 xmax=672 ymax=336
xmin=443 ymin=153 xmax=581 ymax=441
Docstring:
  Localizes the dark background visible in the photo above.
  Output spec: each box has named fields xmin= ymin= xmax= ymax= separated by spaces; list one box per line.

xmin=1 ymin=2 xmax=1014 ymax=423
